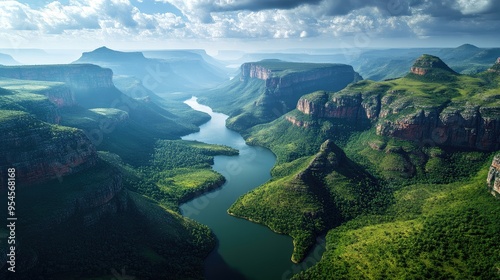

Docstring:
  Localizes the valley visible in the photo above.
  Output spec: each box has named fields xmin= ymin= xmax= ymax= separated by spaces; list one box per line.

xmin=0 ymin=45 xmax=499 ymax=280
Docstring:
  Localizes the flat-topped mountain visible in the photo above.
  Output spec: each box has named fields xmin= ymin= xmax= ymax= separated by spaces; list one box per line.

xmin=200 ymin=60 xmax=361 ymax=131
xmin=0 ymin=53 xmax=20 ymax=65
xmin=79 ymin=46 xmax=146 ymax=62
xmin=0 ymin=64 xmax=116 ymax=108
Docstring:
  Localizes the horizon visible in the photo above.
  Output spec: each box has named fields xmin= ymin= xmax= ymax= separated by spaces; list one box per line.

xmin=1 ymin=42 xmax=498 ymax=65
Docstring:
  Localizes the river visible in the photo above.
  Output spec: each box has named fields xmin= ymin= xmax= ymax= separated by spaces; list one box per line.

xmin=180 ymin=96 xmax=301 ymax=280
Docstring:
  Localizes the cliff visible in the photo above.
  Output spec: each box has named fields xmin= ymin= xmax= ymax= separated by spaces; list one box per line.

xmin=487 ymin=154 xmax=500 ymax=198
xmin=289 ymin=56 xmax=500 ymax=151
xmin=210 ymin=60 xmax=361 ymax=131
xmin=0 ymin=64 xmax=119 ymax=108
xmin=0 ymin=111 xmax=98 ymax=188
xmin=0 ymin=64 xmax=114 ymax=89
xmin=241 ymin=60 xmax=362 ymax=97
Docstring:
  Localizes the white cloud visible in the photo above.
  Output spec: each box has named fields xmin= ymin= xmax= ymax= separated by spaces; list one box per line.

xmin=0 ymin=0 xmax=498 ymax=50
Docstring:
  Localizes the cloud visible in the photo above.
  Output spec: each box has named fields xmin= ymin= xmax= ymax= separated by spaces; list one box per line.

xmin=0 ymin=0 xmax=499 ymax=49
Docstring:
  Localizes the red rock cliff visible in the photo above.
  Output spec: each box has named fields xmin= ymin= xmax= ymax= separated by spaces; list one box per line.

xmin=487 ymin=153 xmax=500 ymax=198
xmin=294 ymin=90 xmax=500 ymax=151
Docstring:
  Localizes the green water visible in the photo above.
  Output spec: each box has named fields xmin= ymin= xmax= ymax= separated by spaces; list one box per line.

xmin=180 ymin=97 xmax=316 ymax=280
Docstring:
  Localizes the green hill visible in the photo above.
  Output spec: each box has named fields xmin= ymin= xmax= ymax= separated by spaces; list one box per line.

xmin=223 ymin=55 xmax=500 ymax=277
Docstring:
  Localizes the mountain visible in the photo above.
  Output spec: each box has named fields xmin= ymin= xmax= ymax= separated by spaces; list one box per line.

xmin=0 ymin=53 xmax=20 ymax=65
xmin=409 ymin=54 xmax=457 ymax=77
xmin=229 ymin=140 xmax=385 ymax=262
xmin=74 ymin=46 xmax=227 ymax=92
xmin=199 ymin=59 xmax=362 ymax=131
xmin=285 ymin=55 xmax=500 ymax=151
xmin=348 ymin=44 xmax=500 ymax=80
xmin=228 ymin=54 xmax=500 ymax=275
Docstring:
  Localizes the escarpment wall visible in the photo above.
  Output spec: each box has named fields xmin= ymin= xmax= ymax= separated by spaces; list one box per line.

xmin=0 ymin=114 xmax=98 ymax=188
xmin=293 ymin=92 xmax=500 ymax=151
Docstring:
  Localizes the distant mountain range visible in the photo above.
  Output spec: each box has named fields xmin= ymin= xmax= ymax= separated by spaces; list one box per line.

xmin=222 ymin=44 xmax=500 ymax=81
xmin=74 ymin=46 xmax=228 ymax=93
xmin=0 ymin=53 xmax=20 ymax=65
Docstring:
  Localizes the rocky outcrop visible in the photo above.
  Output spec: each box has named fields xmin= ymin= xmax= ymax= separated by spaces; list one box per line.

xmin=294 ymin=90 xmax=500 ymax=150
xmin=487 ymin=154 xmax=500 ymax=198
xmin=488 ymin=57 xmax=500 ymax=73
xmin=409 ymin=54 xmax=456 ymax=76
xmin=295 ymin=91 xmax=379 ymax=128
xmin=285 ymin=115 xmax=312 ymax=128
xmin=241 ymin=63 xmax=272 ymax=80
xmin=0 ymin=112 xmax=98 ymax=188
xmin=226 ymin=61 xmax=362 ymax=131
xmin=377 ymin=106 xmax=500 ymax=151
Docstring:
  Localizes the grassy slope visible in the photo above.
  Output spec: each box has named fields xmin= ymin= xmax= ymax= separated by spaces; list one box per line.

xmin=228 ymin=141 xmax=387 ymax=263
xmin=293 ymin=159 xmax=500 ymax=280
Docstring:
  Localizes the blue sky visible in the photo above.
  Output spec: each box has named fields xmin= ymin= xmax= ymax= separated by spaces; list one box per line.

xmin=1 ymin=0 xmax=499 ymax=53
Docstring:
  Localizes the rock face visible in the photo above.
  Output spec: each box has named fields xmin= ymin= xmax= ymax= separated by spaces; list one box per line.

xmin=241 ymin=63 xmax=272 ymax=80
xmin=488 ymin=57 xmax=500 ymax=73
xmin=487 ymin=154 xmax=500 ymax=198
xmin=241 ymin=61 xmax=362 ymax=97
xmin=295 ymin=91 xmax=500 ymax=151
xmin=0 ymin=112 xmax=98 ymax=188
xmin=296 ymin=90 xmax=378 ymax=129
xmin=225 ymin=60 xmax=362 ymax=131
xmin=409 ymin=54 xmax=457 ymax=76
xmin=377 ymin=107 xmax=500 ymax=151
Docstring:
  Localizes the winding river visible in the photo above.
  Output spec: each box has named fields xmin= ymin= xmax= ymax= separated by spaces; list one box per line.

xmin=180 ymin=97 xmax=299 ymax=280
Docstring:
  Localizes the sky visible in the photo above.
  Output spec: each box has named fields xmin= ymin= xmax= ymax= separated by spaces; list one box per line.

xmin=1 ymin=0 xmax=500 ymax=55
